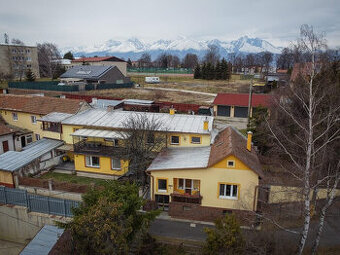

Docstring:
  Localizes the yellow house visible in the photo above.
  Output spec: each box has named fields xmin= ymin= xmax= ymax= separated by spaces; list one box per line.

xmin=147 ymin=127 xmax=263 ymax=222
xmin=59 ymin=108 xmax=214 ymax=179
xmin=0 ymin=94 xmax=89 ymax=144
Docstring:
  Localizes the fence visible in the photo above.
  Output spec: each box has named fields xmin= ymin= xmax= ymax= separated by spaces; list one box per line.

xmin=0 ymin=186 xmax=80 ymax=217
xmin=8 ymin=81 xmax=134 ymax=92
xmin=128 ymin=67 xmax=193 ymax=74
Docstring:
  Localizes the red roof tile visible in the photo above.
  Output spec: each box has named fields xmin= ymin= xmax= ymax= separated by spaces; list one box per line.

xmin=0 ymin=123 xmax=14 ymax=136
xmin=72 ymin=56 xmax=125 ymax=63
xmin=213 ymin=93 xmax=271 ymax=107
xmin=0 ymin=94 xmax=88 ymax=115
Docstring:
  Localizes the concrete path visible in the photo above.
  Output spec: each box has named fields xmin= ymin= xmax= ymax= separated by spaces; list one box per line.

xmin=0 ymin=239 xmax=25 ymax=255
xmin=144 ymin=86 xmax=217 ymax=97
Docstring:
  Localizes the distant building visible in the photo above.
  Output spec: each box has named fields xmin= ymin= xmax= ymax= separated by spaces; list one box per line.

xmin=59 ymin=65 xmax=130 ymax=85
xmin=72 ymin=56 xmax=127 ymax=76
xmin=0 ymin=44 xmax=40 ymax=79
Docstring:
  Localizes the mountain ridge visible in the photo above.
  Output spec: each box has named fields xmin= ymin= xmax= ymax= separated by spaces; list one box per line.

xmin=64 ymin=36 xmax=283 ymax=60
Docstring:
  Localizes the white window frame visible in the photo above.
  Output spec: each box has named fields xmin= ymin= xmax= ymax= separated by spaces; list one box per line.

xmin=177 ymin=178 xmax=199 ymax=191
xmin=227 ymin=160 xmax=235 ymax=168
xmin=157 ymin=179 xmax=167 ymax=193
xmin=85 ymin=155 xmax=100 ymax=168
xmin=170 ymin=135 xmax=180 ymax=145
xmin=12 ymin=112 xmax=18 ymax=121
xmin=219 ymin=184 xmax=238 ymax=200
xmin=31 ymin=115 xmax=37 ymax=124
xmin=111 ymin=158 xmax=121 ymax=170
xmin=26 ymin=135 xmax=33 ymax=144
xmin=35 ymin=134 xmax=40 ymax=140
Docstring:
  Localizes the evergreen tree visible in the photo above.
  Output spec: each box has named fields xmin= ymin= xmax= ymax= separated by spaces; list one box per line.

xmin=215 ymin=60 xmax=222 ymax=80
xmin=194 ymin=64 xmax=201 ymax=79
xmin=63 ymin=51 xmax=74 ymax=60
xmin=25 ymin=69 xmax=35 ymax=82
xmin=206 ymin=63 xmax=214 ymax=80
xmin=221 ymin=58 xmax=229 ymax=80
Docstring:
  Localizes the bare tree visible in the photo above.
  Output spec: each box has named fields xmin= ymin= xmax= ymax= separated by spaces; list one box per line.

xmin=261 ymin=51 xmax=273 ymax=79
xmin=265 ymin=24 xmax=339 ymax=255
xmin=37 ymin=43 xmax=61 ymax=78
xmin=204 ymin=45 xmax=220 ymax=65
xmin=137 ymin=53 xmax=152 ymax=68
xmin=182 ymin=53 xmax=199 ymax=69
xmin=119 ymin=113 xmax=168 ymax=193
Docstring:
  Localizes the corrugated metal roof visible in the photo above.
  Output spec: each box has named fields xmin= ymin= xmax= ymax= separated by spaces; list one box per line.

xmin=91 ymin=99 xmax=123 ymax=109
xmin=60 ymin=65 xmax=113 ymax=79
xmin=123 ymin=99 xmax=154 ymax=105
xmin=71 ymin=128 xmax=127 ymax=139
xmin=20 ymin=225 xmax=64 ymax=255
xmin=38 ymin=112 xmax=73 ymax=122
xmin=147 ymin=146 xmax=211 ymax=171
xmin=62 ymin=109 xmax=213 ymax=134
xmin=0 ymin=138 xmax=64 ymax=172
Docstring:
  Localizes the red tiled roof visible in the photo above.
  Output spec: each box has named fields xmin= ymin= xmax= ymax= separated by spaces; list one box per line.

xmin=208 ymin=127 xmax=264 ymax=178
xmin=0 ymin=123 xmax=14 ymax=136
xmin=213 ymin=93 xmax=270 ymax=107
xmin=72 ymin=56 xmax=125 ymax=63
xmin=0 ymin=94 xmax=88 ymax=115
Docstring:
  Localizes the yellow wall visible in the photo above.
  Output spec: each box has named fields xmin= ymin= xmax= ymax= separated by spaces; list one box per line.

xmin=0 ymin=110 xmax=43 ymax=140
xmin=268 ymin=185 xmax=340 ymax=204
xmin=62 ymin=125 xmax=84 ymax=144
xmin=150 ymin=155 xmax=259 ymax=211
xmin=74 ymin=154 xmax=128 ymax=176
xmin=0 ymin=171 xmax=13 ymax=186
xmin=168 ymin=133 xmax=211 ymax=147
xmin=40 ymin=130 xmax=62 ymax=140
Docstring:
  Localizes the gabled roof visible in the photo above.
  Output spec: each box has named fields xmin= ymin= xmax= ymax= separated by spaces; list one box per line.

xmin=62 ymin=108 xmax=214 ymax=134
xmin=208 ymin=127 xmax=263 ymax=177
xmin=72 ymin=56 xmax=125 ymax=63
xmin=213 ymin=93 xmax=270 ymax=107
xmin=0 ymin=94 xmax=87 ymax=115
xmin=147 ymin=126 xmax=263 ymax=177
xmin=60 ymin=65 xmax=114 ymax=79
xmin=0 ymin=138 xmax=64 ymax=172
xmin=0 ymin=123 xmax=14 ymax=136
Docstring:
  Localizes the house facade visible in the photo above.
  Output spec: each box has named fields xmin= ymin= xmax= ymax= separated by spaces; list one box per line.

xmin=0 ymin=124 xmax=15 ymax=154
xmin=0 ymin=94 xmax=90 ymax=142
xmin=71 ymin=56 xmax=127 ymax=76
xmin=147 ymin=128 xmax=263 ymax=222
xmin=0 ymin=44 xmax=40 ymax=79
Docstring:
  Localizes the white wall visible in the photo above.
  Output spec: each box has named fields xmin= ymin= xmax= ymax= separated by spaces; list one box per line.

xmin=0 ymin=134 xmax=15 ymax=154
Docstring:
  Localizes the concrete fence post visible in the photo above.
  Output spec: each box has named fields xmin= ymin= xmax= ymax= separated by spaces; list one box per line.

xmin=48 ymin=179 xmax=53 ymax=191
xmin=3 ymin=187 xmax=7 ymax=204
xmin=25 ymin=190 xmax=31 ymax=212
xmin=14 ymin=175 xmax=19 ymax=188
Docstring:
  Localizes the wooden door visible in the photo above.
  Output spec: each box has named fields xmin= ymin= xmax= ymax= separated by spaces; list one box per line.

xmin=2 ymin=140 xmax=9 ymax=152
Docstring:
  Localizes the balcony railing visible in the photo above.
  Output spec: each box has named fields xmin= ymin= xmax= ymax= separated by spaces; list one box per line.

xmin=171 ymin=192 xmax=202 ymax=204
xmin=73 ymin=140 xmax=127 ymax=156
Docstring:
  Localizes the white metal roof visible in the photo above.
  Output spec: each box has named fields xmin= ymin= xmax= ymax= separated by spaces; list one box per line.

xmin=38 ymin=112 xmax=73 ymax=122
xmin=0 ymin=138 xmax=64 ymax=172
xmin=71 ymin=128 xmax=127 ymax=139
xmin=147 ymin=146 xmax=211 ymax=171
xmin=123 ymin=99 xmax=154 ymax=105
xmin=62 ymin=108 xmax=214 ymax=134
xmin=91 ymin=99 xmax=123 ymax=109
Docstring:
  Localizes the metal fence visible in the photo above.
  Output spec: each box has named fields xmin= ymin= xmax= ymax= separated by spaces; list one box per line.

xmin=128 ymin=67 xmax=193 ymax=74
xmin=0 ymin=186 xmax=80 ymax=217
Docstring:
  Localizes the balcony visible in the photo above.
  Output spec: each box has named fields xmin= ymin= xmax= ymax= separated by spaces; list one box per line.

xmin=73 ymin=140 xmax=127 ymax=156
xmin=171 ymin=192 xmax=202 ymax=204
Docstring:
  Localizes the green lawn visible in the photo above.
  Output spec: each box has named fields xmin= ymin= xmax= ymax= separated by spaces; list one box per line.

xmin=40 ymin=172 xmax=109 ymax=186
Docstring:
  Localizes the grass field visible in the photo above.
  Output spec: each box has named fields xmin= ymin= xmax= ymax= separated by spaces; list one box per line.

xmin=40 ymin=172 xmax=108 ymax=186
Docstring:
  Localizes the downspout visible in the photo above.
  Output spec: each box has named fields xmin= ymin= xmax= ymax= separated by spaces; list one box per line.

xmin=253 ymin=185 xmax=259 ymax=211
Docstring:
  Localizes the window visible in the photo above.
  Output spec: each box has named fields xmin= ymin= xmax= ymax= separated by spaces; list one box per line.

xmin=85 ymin=156 xmax=100 ymax=168
xmin=157 ymin=179 xmax=167 ymax=193
xmin=177 ymin=179 xmax=200 ymax=194
xmin=12 ymin=112 xmax=18 ymax=121
xmin=227 ymin=160 xmax=235 ymax=167
xmin=26 ymin=135 xmax=33 ymax=144
xmin=170 ymin=135 xmax=180 ymax=145
xmin=35 ymin=134 xmax=40 ymax=140
xmin=191 ymin=136 xmax=201 ymax=144
xmin=31 ymin=116 xmax=37 ymax=124
xmin=146 ymin=133 xmax=155 ymax=144
xmin=219 ymin=184 xmax=238 ymax=199
xmin=111 ymin=158 xmax=121 ymax=170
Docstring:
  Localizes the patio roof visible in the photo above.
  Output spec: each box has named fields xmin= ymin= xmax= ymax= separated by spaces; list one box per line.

xmin=71 ymin=128 xmax=128 ymax=139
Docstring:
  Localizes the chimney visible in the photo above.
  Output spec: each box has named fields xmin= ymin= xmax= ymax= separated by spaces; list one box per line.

xmin=203 ymin=117 xmax=209 ymax=131
xmin=169 ymin=106 xmax=175 ymax=115
xmin=92 ymin=97 xmax=98 ymax=105
xmin=247 ymin=131 xmax=253 ymax=151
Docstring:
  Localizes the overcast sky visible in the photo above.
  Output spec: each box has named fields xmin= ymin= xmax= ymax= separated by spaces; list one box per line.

xmin=1 ymin=0 xmax=339 ymax=49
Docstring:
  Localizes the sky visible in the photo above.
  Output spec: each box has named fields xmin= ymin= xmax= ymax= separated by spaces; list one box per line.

xmin=0 ymin=0 xmax=339 ymax=49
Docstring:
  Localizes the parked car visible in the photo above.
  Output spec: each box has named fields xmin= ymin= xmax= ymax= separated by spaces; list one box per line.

xmin=145 ymin=77 xmax=160 ymax=83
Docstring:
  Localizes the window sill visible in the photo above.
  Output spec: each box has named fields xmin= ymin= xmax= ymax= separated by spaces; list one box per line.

xmin=219 ymin=196 xmax=238 ymax=200
xmin=158 ymin=190 xmax=167 ymax=193
xmin=85 ymin=165 xmax=100 ymax=168
xmin=170 ymin=143 xmax=179 ymax=145
xmin=111 ymin=168 xmax=122 ymax=171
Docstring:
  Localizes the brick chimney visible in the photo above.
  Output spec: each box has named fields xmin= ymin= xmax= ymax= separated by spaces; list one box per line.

xmin=247 ymin=131 xmax=253 ymax=151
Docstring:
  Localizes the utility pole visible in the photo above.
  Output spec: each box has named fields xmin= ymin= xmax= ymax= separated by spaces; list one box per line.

xmin=247 ymin=78 xmax=253 ymax=126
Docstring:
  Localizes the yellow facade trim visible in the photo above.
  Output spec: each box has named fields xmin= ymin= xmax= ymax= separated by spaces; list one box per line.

xmin=170 ymin=135 xmax=180 ymax=145
xmin=156 ymin=178 xmax=168 ymax=193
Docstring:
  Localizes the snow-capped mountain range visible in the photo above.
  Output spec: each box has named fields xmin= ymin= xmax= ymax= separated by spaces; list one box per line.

xmin=65 ymin=36 xmax=282 ymax=60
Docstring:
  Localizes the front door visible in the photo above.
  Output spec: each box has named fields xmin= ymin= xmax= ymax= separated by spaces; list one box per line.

xmin=21 ymin=136 xmax=26 ymax=148
xmin=2 ymin=140 xmax=9 ymax=152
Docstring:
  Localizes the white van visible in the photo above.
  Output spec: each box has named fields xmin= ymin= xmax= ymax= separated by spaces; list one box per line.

xmin=145 ymin=77 xmax=160 ymax=83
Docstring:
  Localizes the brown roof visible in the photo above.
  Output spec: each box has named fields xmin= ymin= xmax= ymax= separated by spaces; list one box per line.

xmin=208 ymin=127 xmax=264 ymax=178
xmin=72 ymin=56 xmax=125 ymax=63
xmin=0 ymin=94 xmax=88 ymax=115
xmin=0 ymin=123 xmax=14 ymax=136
